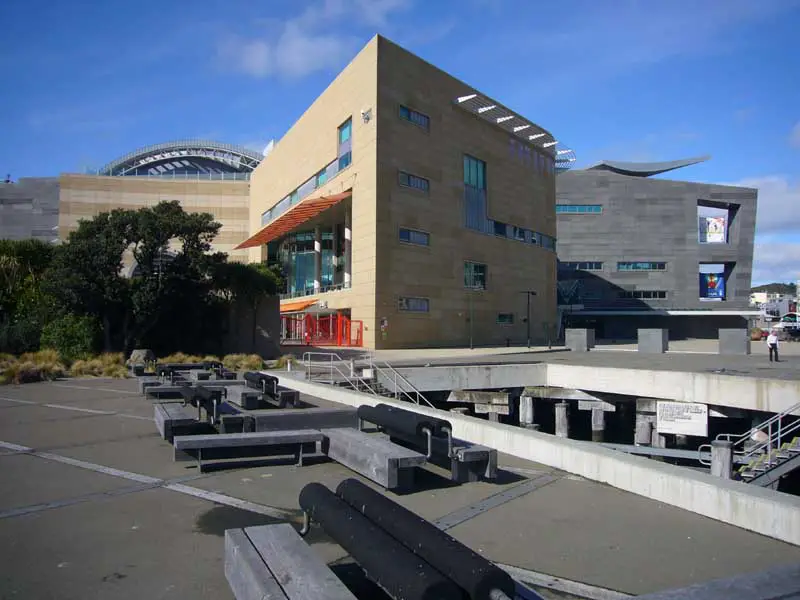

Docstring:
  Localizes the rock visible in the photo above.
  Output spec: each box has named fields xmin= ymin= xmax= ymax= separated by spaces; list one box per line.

xmin=127 ymin=349 xmax=155 ymax=366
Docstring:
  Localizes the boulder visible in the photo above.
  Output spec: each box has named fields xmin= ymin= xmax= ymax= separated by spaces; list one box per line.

xmin=127 ymin=348 xmax=156 ymax=366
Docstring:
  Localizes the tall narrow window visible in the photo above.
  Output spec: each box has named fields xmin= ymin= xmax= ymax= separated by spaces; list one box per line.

xmin=463 ymin=155 xmax=489 ymax=233
xmin=338 ymin=118 xmax=352 ymax=170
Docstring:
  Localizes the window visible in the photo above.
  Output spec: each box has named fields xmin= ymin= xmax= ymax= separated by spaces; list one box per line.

xmin=261 ymin=210 xmax=271 ymax=226
xmin=618 ymin=290 xmax=667 ymax=299
xmin=338 ymin=119 xmax=351 ymax=144
xmin=697 ymin=202 xmax=730 ymax=244
xmin=463 ymin=155 xmax=486 ymax=189
xmin=316 ymin=169 xmax=328 ymax=187
xmin=338 ymin=118 xmax=352 ymax=170
xmin=512 ymin=226 xmax=526 ymax=241
xmin=699 ymin=263 xmax=728 ymax=301
xmin=618 ymin=261 xmax=666 ymax=271
xmin=399 ymin=171 xmax=430 ymax=192
xmin=556 ymin=204 xmax=603 ymax=214
xmin=399 ymin=228 xmax=430 ymax=246
xmin=493 ymin=221 xmax=508 ymax=237
xmin=560 ymin=261 xmax=603 ymax=271
xmin=398 ymin=296 xmax=429 ymax=312
xmin=541 ymin=234 xmax=556 ymax=252
xmin=464 ymin=261 xmax=487 ymax=290
xmin=497 ymin=313 xmax=514 ymax=325
xmin=399 ymin=105 xmax=430 ymax=130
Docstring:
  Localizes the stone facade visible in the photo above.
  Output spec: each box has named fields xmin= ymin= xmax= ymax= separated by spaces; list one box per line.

xmin=0 ymin=177 xmax=60 ymax=241
xmin=248 ymin=36 xmax=558 ymax=349
xmin=556 ymin=169 xmax=757 ymax=339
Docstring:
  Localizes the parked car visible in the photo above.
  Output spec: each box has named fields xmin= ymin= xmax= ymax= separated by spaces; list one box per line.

xmin=774 ymin=312 xmax=799 ymax=330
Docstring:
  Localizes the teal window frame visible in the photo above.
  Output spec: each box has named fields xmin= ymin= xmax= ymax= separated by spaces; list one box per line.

xmin=464 ymin=261 xmax=487 ymax=290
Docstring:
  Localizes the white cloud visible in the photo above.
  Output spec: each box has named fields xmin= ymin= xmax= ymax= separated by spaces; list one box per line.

xmin=752 ymin=241 xmax=800 ymax=285
xmin=723 ymin=174 xmax=800 ymax=284
xmin=790 ymin=121 xmax=800 ymax=148
xmin=726 ymin=175 xmax=800 ymax=235
xmin=217 ymin=0 xmax=411 ymax=79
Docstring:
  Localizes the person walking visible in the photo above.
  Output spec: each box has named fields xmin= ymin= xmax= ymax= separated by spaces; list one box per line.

xmin=766 ymin=329 xmax=780 ymax=363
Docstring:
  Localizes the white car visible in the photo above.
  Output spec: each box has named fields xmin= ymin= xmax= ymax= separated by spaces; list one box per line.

xmin=773 ymin=312 xmax=799 ymax=330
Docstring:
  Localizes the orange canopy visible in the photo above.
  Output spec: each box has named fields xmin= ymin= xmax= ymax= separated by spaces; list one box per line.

xmin=280 ymin=298 xmax=318 ymax=314
xmin=236 ymin=190 xmax=352 ymax=250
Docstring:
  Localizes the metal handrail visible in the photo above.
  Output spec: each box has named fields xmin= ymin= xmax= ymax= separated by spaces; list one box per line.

xmin=365 ymin=354 xmax=433 ymax=408
xmin=301 ymin=351 xmax=432 ymax=407
xmin=699 ymin=402 xmax=800 ymax=468
xmin=301 ymin=352 xmax=380 ymax=396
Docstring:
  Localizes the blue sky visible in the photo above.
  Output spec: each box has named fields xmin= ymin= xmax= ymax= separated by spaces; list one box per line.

xmin=1 ymin=0 xmax=799 ymax=284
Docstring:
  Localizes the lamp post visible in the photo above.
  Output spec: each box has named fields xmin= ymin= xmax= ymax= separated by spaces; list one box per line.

xmin=520 ymin=290 xmax=538 ymax=348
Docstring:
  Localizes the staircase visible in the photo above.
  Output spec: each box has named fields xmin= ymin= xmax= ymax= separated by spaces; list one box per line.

xmin=713 ymin=401 xmax=800 ymax=487
xmin=301 ymin=351 xmax=433 ymax=408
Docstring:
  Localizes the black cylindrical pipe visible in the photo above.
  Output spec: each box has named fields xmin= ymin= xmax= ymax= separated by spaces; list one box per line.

xmin=336 ymin=478 xmax=515 ymax=600
xmin=298 ymin=483 xmax=462 ymax=600
xmin=359 ymin=404 xmax=451 ymax=437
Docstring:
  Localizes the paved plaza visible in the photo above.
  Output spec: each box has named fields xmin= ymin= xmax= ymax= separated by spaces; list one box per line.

xmin=1 ymin=378 xmax=800 ymax=599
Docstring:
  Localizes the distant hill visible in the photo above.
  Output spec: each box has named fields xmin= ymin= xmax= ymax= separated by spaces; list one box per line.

xmin=752 ymin=282 xmax=797 ymax=295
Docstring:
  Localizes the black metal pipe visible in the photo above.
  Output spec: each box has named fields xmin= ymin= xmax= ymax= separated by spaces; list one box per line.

xmin=299 ymin=483 xmax=462 ymax=600
xmin=336 ymin=478 xmax=515 ymax=600
xmin=358 ymin=404 xmax=451 ymax=437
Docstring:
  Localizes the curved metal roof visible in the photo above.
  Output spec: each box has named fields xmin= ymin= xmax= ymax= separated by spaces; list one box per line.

xmin=98 ymin=139 xmax=264 ymax=176
xmin=587 ymin=155 xmax=710 ymax=177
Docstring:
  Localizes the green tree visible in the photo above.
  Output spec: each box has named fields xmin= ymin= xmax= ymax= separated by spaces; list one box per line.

xmin=212 ymin=261 xmax=278 ymax=348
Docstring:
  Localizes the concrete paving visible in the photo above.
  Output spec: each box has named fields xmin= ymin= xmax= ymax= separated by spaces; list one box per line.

xmin=1 ymin=378 xmax=800 ymax=599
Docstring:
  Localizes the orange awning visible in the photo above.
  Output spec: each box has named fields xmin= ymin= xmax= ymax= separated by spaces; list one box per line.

xmin=236 ymin=190 xmax=352 ymax=250
xmin=280 ymin=299 xmax=318 ymax=314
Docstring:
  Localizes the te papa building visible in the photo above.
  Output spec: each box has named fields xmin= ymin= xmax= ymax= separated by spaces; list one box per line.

xmin=555 ymin=156 xmax=758 ymax=339
xmin=237 ymin=35 xmax=575 ymax=350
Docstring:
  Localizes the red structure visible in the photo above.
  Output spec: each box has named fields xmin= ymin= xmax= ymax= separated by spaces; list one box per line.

xmin=281 ymin=312 xmax=363 ymax=347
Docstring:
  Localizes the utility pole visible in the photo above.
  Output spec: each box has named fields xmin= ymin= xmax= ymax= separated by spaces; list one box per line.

xmin=520 ymin=290 xmax=537 ymax=348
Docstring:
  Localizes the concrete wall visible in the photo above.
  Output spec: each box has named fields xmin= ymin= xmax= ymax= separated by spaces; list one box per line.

xmin=0 ymin=178 xmax=60 ymax=241
xmin=556 ymin=170 xmax=756 ymax=312
xmin=276 ymin=375 xmax=800 ymax=546
xmin=373 ymin=37 xmax=557 ymax=348
xmin=392 ymin=362 xmax=800 ymax=414
xmin=58 ymin=174 xmax=250 ymax=261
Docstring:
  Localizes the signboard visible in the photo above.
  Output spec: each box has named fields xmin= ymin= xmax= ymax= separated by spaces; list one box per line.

xmin=699 ymin=272 xmax=725 ymax=301
xmin=656 ymin=401 xmax=708 ymax=436
xmin=698 ymin=216 xmax=727 ymax=243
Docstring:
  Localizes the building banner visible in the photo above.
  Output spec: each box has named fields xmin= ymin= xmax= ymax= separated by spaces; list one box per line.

xmin=700 ymin=272 xmax=725 ymax=300
xmin=698 ymin=216 xmax=727 ymax=243
xmin=657 ymin=401 xmax=708 ymax=436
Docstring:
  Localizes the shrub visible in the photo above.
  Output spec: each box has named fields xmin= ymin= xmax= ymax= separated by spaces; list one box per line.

xmin=40 ymin=314 xmax=100 ymax=363
xmin=0 ymin=318 xmax=43 ymax=355
xmin=750 ymin=327 xmax=764 ymax=341
xmin=159 ymin=352 xmax=205 ymax=364
xmin=69 ymin=354 xmax=129 ymax=378
xmin=223 ymin=353 xmax=264 ymax=371
xmin=273 ymin=354 xmax=298 ymax=370
xmin=2 ymin=359 xmax=65 ymax=384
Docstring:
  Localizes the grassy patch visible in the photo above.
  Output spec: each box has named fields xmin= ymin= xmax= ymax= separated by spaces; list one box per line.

xmin=0 ymin=351 xmax=128 ymax=385
xmin=222 ymin=353 xmax=264 ymax=371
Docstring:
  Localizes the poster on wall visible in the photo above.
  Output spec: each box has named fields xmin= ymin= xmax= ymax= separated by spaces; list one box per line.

xmin=699 ymin=272 xmax=726 ymax=301
xmin=698 ymin=216 xmax=727 ymax=243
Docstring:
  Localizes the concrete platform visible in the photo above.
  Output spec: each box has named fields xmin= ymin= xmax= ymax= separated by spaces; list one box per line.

xmin=1 ymin=378 xmax=800 ymax=598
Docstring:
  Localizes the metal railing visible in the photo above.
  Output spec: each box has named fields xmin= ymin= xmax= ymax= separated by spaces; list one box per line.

xmin=363 ymin=352 xmax=433 ymax=408
xmin=699 ymin=401 xmax=800 ymax=467
xmin=300 ymin=351 xmax=433 ymax=408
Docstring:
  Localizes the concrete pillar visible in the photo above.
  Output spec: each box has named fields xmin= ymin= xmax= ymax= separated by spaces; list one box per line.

xmin=313 ymin=226 xmax=322 ymax=293
xmin=554 ymin=402 xmax=569 ymax=438
xmin=710 ymin=440 xmax=733 ymax=479
xmin=520 ymin=395 xmax=534 ymax=428
xmin=651 ymin=426 xmax=666 ymax=460
xmin=344 ymin=209 xmax=352 ymax=288
xmin=634 ymin=413 xmax=652 ymax=446
xmin=488 ymin=412 xmax=500 ymax=423
xmin=591 ymin=407 xmax=605 ymax=442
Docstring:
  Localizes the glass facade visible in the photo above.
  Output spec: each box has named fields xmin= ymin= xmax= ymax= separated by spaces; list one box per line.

xmin=618 ymin=290 xmax=667 ymax=299
xmin=338 ymin=118 xmax=352 ymax=170
xmin=561 ymin=261 xmax=603 ymax=271
xmin=278 ymin=230 xmax=339 ymax=295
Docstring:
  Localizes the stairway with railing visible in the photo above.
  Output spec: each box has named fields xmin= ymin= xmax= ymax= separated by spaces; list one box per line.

xmin=701 ymin=401 xmax=800 ymax=487
xmin=301 ymin=352 xmax=433 ymax=408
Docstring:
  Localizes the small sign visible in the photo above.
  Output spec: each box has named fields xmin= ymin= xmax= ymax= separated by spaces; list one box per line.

xmin=657 ymin=401 xmax=708 ymax=436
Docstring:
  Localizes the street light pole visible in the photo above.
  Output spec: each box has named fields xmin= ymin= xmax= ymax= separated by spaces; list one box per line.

xmin=519 ymin=290 xmax=537 ymax=348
